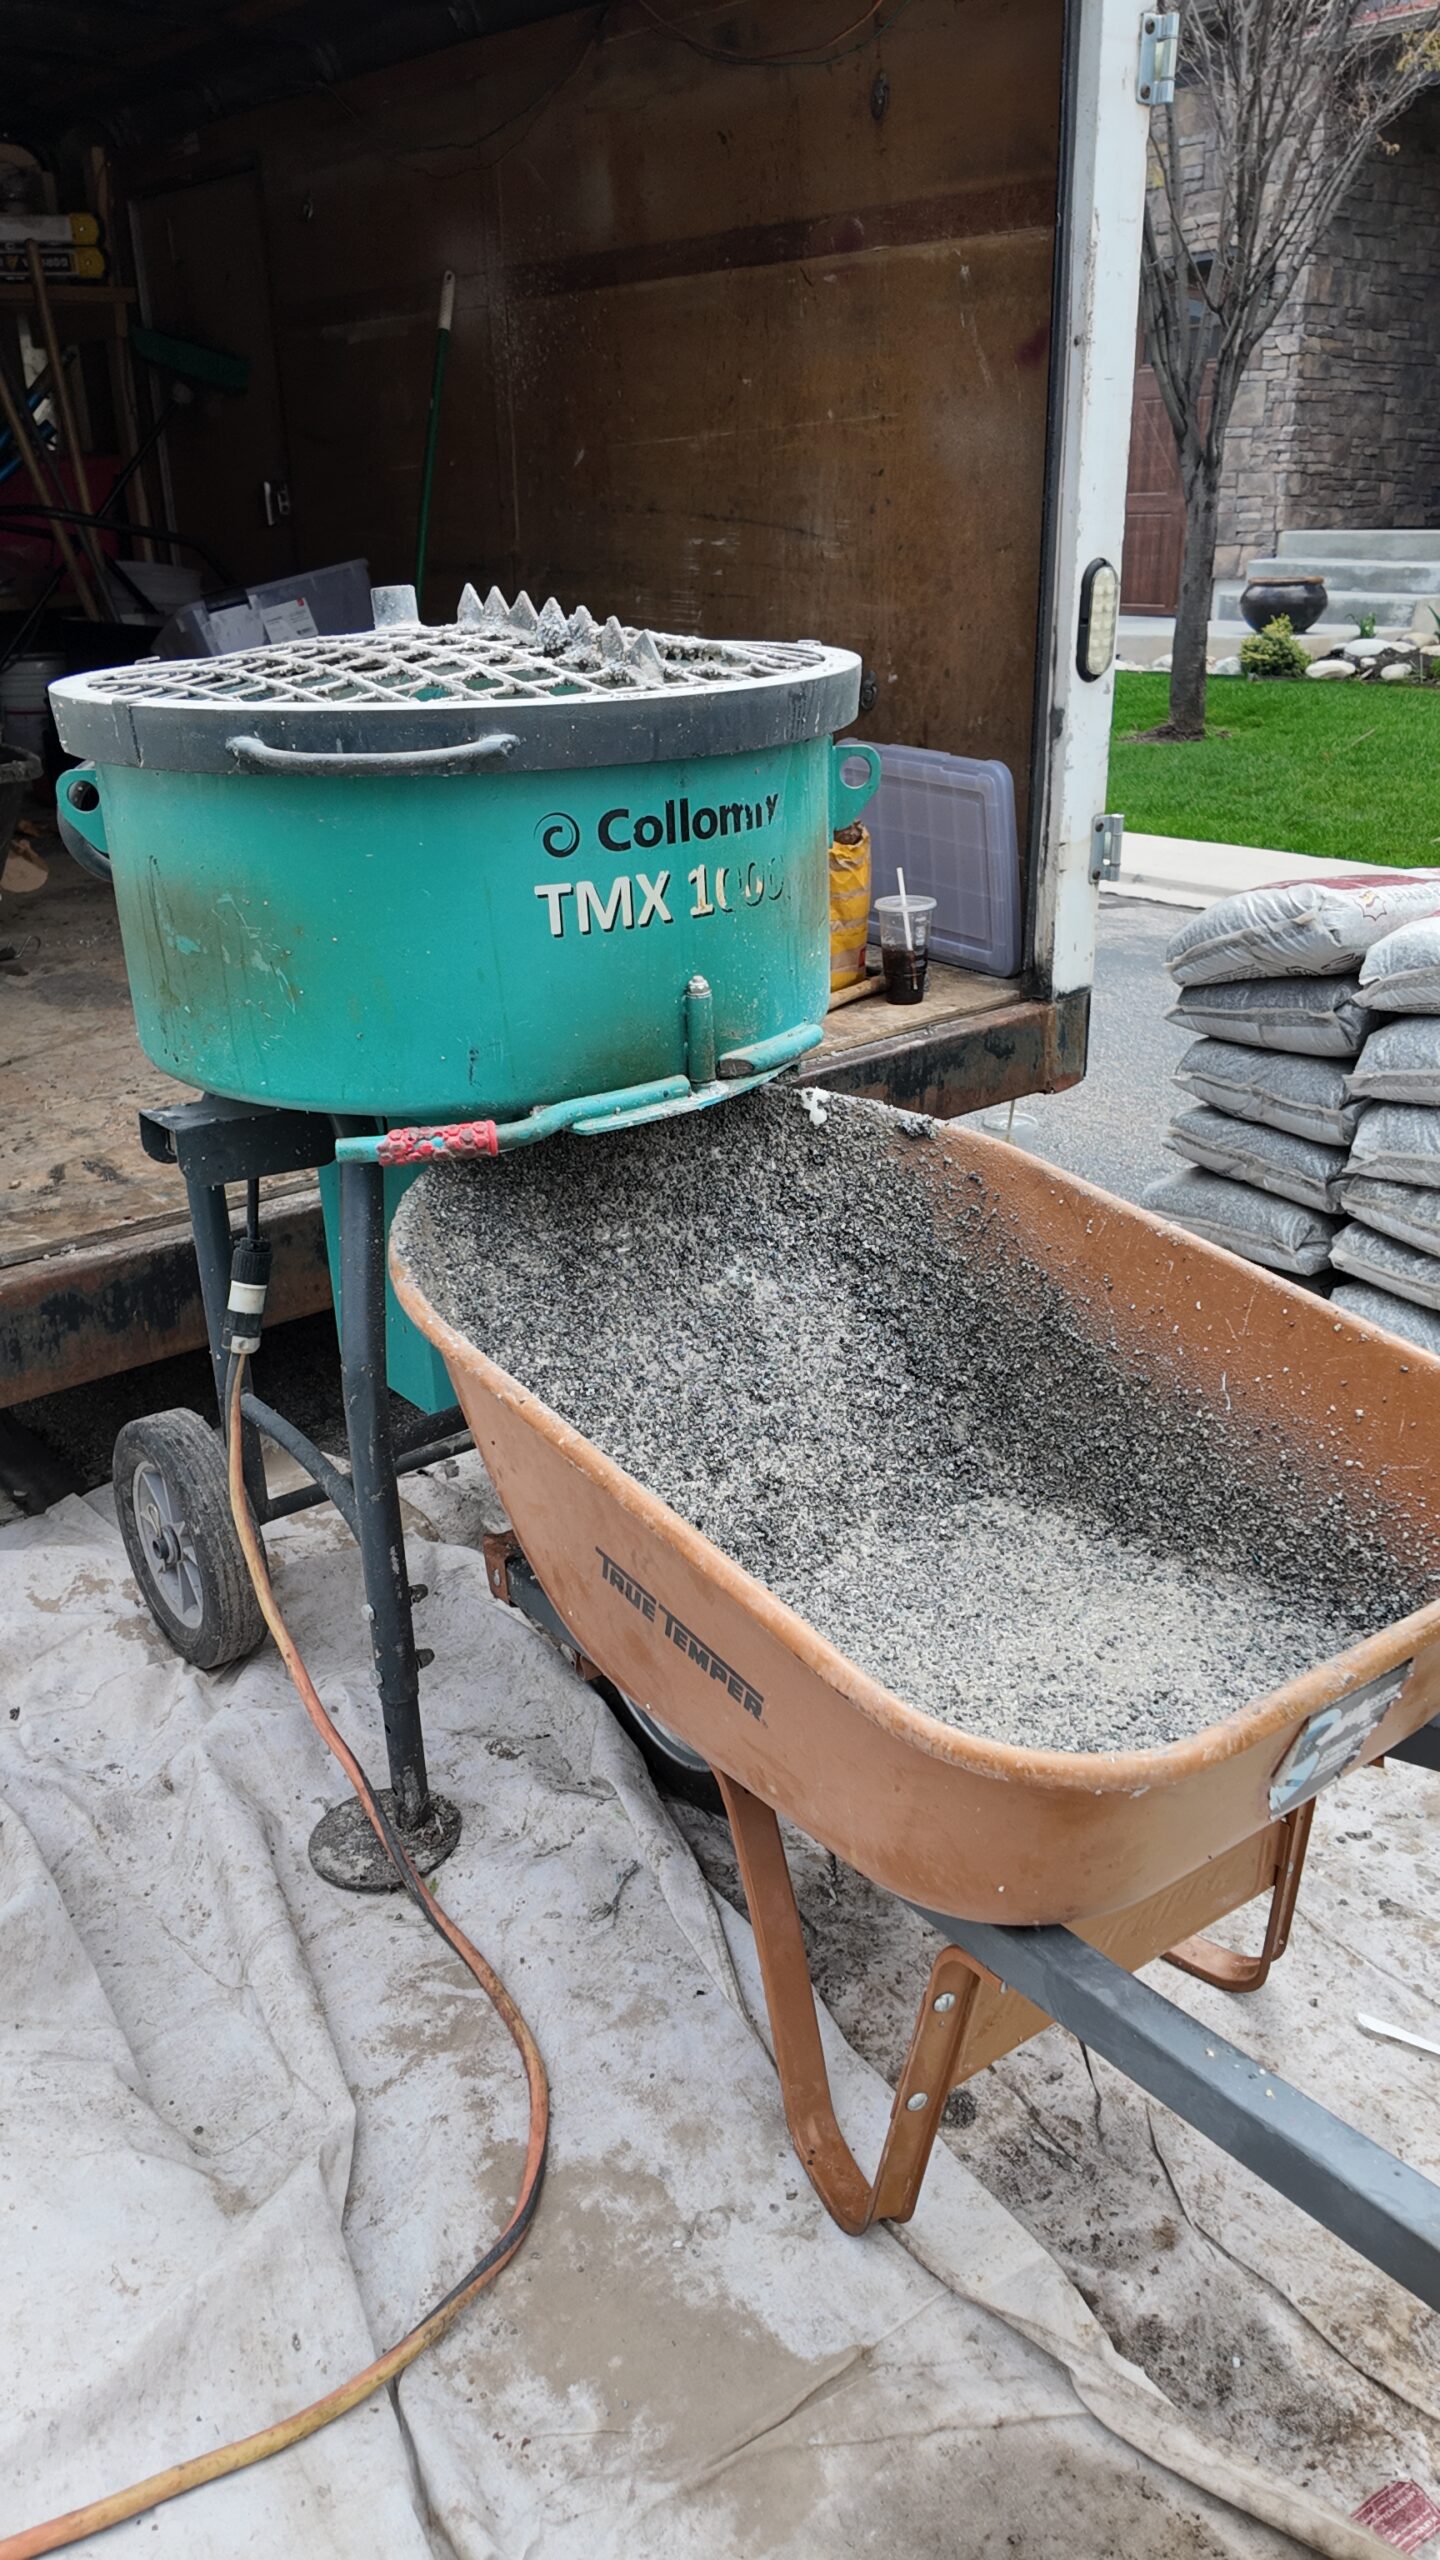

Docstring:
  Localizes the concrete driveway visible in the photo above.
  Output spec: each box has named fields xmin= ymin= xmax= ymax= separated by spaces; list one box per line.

xmin=968 ymin=895 xmax=1185 ymax=1204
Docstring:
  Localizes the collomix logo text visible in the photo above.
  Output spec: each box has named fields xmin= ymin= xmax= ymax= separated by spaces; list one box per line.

xmin=531 ymin=790 xmax=788 ymax=940
xmin=538 ymin=792 xmax=780 ymax=858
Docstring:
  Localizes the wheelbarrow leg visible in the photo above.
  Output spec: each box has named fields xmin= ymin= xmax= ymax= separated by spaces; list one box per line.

xmin=1163 ymin=1801 xmax=1314 ymax=1993
xmin=717 ymin=1773 xmax=983 ymax=2233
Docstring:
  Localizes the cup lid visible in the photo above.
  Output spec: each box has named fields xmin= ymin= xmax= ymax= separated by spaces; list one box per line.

xmin=874 ymin=893 xmax=937 ymax=913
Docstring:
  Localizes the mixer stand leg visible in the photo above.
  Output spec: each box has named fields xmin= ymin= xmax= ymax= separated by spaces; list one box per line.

xmin=1162 ymin=1801 xmax=1313 ymax=1993
xmin=307 ymin=1155 xmax=461 ymax=1891
xmin=717 ymin=1773 xmax=985 ymax=2233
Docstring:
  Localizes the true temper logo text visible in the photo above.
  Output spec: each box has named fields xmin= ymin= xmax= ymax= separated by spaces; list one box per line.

xmin=538 ymin=793 xmax=779 ymax=860
xmin=597 ymin=1547 xmax=764 ymax=1720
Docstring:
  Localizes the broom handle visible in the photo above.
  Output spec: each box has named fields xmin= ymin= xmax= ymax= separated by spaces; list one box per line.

xmin=413 ymin=270 xmax=455 ymax=612
xmin=26 ymin=240 xmax=108 ymax=602
xmin=0 ymin=354 xmax=102 ymax=619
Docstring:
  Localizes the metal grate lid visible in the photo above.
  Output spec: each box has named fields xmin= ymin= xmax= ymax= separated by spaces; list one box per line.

xmin=50 ymin=584 xmax=862 ymax=778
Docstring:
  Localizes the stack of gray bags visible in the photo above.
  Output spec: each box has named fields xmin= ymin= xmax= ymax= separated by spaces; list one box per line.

xmin=1332 ymin=918 xmax=1440 ymax=1354
xmin=1144 ymin=878 xmax=1440 ymax=1357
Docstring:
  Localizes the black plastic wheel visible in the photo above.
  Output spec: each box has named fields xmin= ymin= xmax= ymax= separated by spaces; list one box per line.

xmin=113 ymin=1408 xmax=267 ymax=1671
xmin=596 ymin=1678 xmax=724 ymax=1814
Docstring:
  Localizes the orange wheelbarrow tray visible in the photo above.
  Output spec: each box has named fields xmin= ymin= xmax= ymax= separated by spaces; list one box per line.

xmin=392 ymin=1120 xmax=1440 ymax=2303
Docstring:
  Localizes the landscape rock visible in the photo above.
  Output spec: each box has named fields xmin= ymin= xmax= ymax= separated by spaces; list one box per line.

xmin=1380 ymin=661 xmax=1417 ymax=683
xmin=1211 ymin=655 xmax=1243 ymax=676
xmin=1306 ymin=657 xmax=1357 ymax=679
xmin=1342 ymin=638 xmax=1387 ymax=662
xmin=1152 ymin=652 xmax=1173 ymax=673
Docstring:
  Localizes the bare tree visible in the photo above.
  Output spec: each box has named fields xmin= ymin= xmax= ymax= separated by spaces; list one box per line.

xmin=1141 ymin=1 xmax=1440 ymax=738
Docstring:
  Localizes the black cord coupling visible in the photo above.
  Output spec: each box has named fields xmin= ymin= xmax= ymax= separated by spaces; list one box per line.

xmin=223 ymin=1235 xmax=273 ymax=1356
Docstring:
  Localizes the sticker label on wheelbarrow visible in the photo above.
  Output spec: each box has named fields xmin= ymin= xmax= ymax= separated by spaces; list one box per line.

xmin=597 ymin=1548 xmax=765 ymax=1720
xmin=1269 ymin=1663 xmax=1412 ymax=1815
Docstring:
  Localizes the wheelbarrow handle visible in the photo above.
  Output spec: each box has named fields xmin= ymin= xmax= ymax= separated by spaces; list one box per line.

xmin=225 ymin=731 xmax=519 ymax=777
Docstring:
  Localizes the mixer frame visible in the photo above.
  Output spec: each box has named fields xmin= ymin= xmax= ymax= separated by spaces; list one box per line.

xmin=135 ymin=1091 xmax=469 ymax=1884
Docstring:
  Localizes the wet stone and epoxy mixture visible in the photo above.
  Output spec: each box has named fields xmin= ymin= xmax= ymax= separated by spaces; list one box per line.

xmin=399 ymin=1090 xmax=1425 ymax=1755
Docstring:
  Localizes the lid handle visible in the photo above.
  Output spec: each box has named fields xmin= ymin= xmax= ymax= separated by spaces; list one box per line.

xmin=829 ymin=739 xmax=882 ymax=834
xmin=226 ymin=731 xmax=520 ymax=777
xmin=58 ymin=764 xmax=111 ymax=880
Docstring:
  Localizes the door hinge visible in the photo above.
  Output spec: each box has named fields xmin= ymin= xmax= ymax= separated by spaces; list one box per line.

xmin=1090 ymin=813 xmax=1124 ymax=883
xmin=1137 ymin=9 xmax=1179 ymax=104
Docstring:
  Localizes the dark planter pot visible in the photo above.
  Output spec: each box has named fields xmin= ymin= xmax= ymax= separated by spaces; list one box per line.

xmin=1240 ymin=576 xmax=1328 ymax=635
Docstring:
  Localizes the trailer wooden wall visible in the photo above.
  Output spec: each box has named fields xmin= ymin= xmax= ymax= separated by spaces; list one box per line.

xmin=124 ymin=0 xmax=1062 ymax=835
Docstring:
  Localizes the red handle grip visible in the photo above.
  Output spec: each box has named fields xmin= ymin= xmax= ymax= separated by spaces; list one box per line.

xmin=374 ymin=1120 xmax=501 ymax=1167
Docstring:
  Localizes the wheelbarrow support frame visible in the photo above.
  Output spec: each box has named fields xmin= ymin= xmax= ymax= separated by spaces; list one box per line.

xmin=716 ymin=1771 xmax=1440 ymax=2308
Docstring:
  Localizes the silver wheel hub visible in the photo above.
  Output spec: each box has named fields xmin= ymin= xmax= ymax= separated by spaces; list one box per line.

xmin=133 ymin=1459 xmax=205 ymax=1629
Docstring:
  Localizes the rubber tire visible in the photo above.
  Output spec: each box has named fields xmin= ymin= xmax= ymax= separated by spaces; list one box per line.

xmin=113 ymin=1408 xmax=267 ymax=1671
xmin=596 ymin=1678 xmax=724 ymax=1814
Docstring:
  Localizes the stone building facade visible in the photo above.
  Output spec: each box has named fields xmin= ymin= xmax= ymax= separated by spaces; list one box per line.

xmin=1130 ymin=85 xmax=1440 ymax=592
xmin=1214 ymin=88 xmax=1440 ymax=578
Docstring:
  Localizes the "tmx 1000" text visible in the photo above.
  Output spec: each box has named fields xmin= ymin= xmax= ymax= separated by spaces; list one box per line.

xmin=533 ymin=860 xmax=786 ymax=938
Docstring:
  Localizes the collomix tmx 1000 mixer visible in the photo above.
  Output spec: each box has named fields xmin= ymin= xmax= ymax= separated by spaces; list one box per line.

xmin=50 ymin=582 xmax=881 ymax=1884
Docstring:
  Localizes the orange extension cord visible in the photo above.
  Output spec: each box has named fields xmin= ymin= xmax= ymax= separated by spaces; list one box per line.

xmin=0 ymin=1356 xmax=548 ymax=2560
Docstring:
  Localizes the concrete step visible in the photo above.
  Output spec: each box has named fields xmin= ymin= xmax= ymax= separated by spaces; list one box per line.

xmin=1276 ymin=527 xmax=1440 ymax=563
xmin=1212 ymin=578 xmax=1435 ymax=629
xmin=1246 ymin=554 xmax=1440 ymax=595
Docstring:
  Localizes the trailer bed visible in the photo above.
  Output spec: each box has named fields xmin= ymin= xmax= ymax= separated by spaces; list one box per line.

xmin=0 ymin=859 xmax=330 ymax=1406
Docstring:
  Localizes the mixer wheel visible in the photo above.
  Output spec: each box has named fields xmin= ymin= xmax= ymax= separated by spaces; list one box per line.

xmin=114 ymin=1409 xmax=267 ymax=1672
xmin=599 ymin=1683 xmax=724 ymax=1815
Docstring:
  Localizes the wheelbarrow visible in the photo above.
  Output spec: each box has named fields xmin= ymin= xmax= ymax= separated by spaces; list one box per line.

xmin=391 ymin=1110 xmax=1440 ymax=2305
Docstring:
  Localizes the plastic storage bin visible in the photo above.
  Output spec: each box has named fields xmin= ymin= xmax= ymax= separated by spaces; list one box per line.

xmin=848 ymin=742 xmax=1021 ymax=976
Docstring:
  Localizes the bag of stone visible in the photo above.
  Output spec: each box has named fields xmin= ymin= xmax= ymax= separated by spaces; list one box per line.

xmin=1143 ymin=1168 xmax=1337 ymax=1276
xmin=1167 ymin=877 xmax=1440 ymax=986
xmin=1330 ymin=1280 xmax=1440 ymax=1359
xmin=1166 ymin=1103 xmax=1346 ymax=1214
xmin=1168 ymin=976 xmax=1373 ymax=1058
xmin=1174 ymin=1039 xmax=1360 ymax=1147
xmin=1348 ymin=1016 xmax=1440 ymax=1106
xmin=1358 ymin=914 xmax=1440 ymax=1015
xmin=1331 ymin=1221 xmax=1440 ymax=1312
xmin=1347 ymin=1101 xmax=1440 ymax=1189
xmin=1339 ymin=1172 xmax=1440 ymax=1257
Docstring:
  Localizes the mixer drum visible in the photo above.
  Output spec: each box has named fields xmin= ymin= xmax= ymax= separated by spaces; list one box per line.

xmin=50 ymin=591 xmax=879 ymax=1123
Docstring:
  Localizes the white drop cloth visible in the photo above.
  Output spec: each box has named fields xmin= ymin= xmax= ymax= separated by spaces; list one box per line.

xmin=0 ymin=1473 xmax=1415 ymax=2557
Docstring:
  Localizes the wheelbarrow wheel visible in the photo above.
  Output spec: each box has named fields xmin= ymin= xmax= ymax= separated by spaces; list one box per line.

xmin=113 ymin=1408 xmax=267 ymax=1671
xmin=598 ymin=1681 xmax=724 ymax=1815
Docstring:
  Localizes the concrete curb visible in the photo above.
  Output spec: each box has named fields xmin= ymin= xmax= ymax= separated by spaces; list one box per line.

xmin=1101 ymin=831 xmax=1440 ymax=912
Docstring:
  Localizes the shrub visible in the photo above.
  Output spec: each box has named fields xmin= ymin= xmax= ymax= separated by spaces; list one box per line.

xmin=1240 ymin=615 xmax=1310 ymax=680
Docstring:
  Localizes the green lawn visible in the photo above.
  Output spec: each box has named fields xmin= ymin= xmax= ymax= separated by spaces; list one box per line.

xmin=1108 ymin=673 xmax=1440 ymax=868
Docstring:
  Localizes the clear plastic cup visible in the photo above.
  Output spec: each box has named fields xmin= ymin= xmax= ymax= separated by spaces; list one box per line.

xmin=875 ymin=893 xmax=936 ymax=1005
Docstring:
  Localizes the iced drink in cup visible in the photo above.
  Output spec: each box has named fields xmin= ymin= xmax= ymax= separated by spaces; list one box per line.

xmin=875 ymin=892 xmax=936 ymax=1005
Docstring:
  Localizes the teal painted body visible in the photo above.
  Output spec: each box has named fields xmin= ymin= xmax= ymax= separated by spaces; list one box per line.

xmin=78 ymin=739 xmax=874 ymax=1119
xmin=316 ymin=1160 xmax=456 ymax=1412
